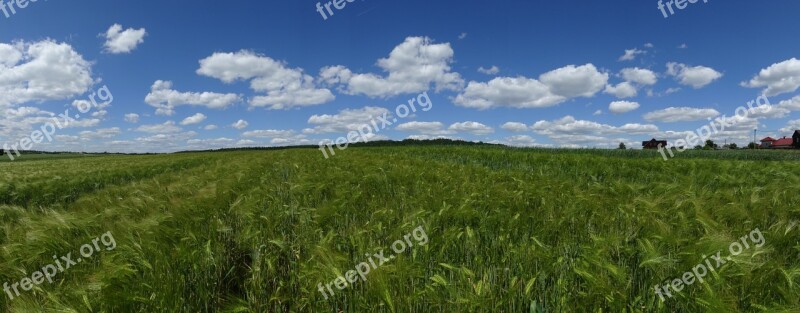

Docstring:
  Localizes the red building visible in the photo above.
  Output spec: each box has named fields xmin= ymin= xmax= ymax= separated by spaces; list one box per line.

xmin=759 ymin=137 xmax=776 ymax=148
xmin=760 ymin=133 xmax=799 ymax=149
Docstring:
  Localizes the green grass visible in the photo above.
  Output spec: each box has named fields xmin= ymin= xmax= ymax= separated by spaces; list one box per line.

xmin=0 ymin=146 xmax=798 ymax=312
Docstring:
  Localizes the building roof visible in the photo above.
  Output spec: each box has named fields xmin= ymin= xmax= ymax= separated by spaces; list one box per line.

xmin=760 ymin=137 xmax=776 ymax=142
xmin=642 ymin=139 xmax=667 ymax=146
xmin=773 ymin=138 xmax=793 ymax=146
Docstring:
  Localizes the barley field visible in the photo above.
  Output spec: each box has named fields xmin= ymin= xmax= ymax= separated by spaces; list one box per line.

xmin=0 ymin=146 xmax=798 ymax=312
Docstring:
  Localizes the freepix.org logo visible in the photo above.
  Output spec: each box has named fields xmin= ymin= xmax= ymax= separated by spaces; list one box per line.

xmin=315 ymin=0 xmax=358 ymax=21
xmin=0 ymin=0 xmax=39 ymax=19
xmin=657 ymin=0 xmax=709 ymax=18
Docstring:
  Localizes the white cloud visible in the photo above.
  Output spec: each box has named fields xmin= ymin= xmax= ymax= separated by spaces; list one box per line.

xmin=455 ymin=77 xmax=563 ymax=109
xmin=396 ymin=121 xmax=493 ymax=136
xmin=742 ymin=58 xmax=800 ymax=96
xmin=145 ymin=80 xmax=241 ymax=116
xmin=678 ymin=43 xmax=688 ymax=49
xmin=204 ymin=124 xmax=218 ymax=130
xmin=79 ymin=127 xmax=120 ymax=140
xmin=448 ymin=121 xmax=494 ymax=135
xmin=666 ymin=62 xmax=722 ymax=89
xmin=643 ymin=107 xmax=720 ymax=122
xmin=319 ymin=37 xmax=464 ymax=98
xmin=305 ymin=106 xmax=390 ymax=134
xmin=197 ymin=51 xmax=334 ymax=109
xmin=0 ymin=40 xmax=93 ymax=107
xmin=604 ymin=82 xmax=637 ymax=98
xmin=242 ymin=129 xmax=309 ymax=145
xmin=532 ymin=115 xmax=658 ymax=145
xmin=124 ymin=113 xmax=140 ymax=123
xmin=621 ymin=68 xmax=658 ymax=85
xmin=454 ymin=64 xmax=607 ymax=109
xmin=539 ymin=64 xmax=609 ymax=98
xmin=185 ymin=137 xmax=236 ymax=150
xmin=478 ymin=66 xmax=500 ymax=75
xmin=232 ymin=119 xmax=249 ymax=129
xmin=180 ymin=113 xmax=207 ymax=125
xmin=134 ymin=132 xmax=198 ymax=150
xmin=405 ymin=134 xmax=457 ymax=141
xmin=91 ymin=110 xmax=107 ymax=118
xmin=103 ymin=24 xmax=146 ymax=54
xmin=236 ymin=139 xmax=259 ymax=146
xmin=501 ymin=122 xmax=529 ymax=132
xmin=458 ymin=33 xmax=468 ymax=40
xmin=504 ymin=135 xmax=538 ymax=147
xmin=609 ymin=101 xmax=640 ymax=114
xmin=780 ymin=119 xmax=800 ymax=134
xmin=395 ymin=121 xmax=451 ymax=135
xmin=136 ymin=121 xmax=183 ymax=133
xmin=619 ymin=48 xmax=645 ymax=61
xmin=242 ymin=129 xmax=296 ymax=138
xmin=749 ymin=95 xmax=800 ymax=119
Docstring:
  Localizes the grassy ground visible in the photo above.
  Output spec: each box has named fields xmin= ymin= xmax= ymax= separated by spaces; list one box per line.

xmin=0 ymin=146 xmax=798 ymax=312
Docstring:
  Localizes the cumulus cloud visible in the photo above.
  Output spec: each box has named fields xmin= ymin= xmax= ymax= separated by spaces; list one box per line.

xmin=501 ymin=122 xmax=529 ymax=132
xmin=619 ymin=48 xmax=645 ymax=61
xmin=504 ymin=135 xmax=538 ymax=147
xmin=197 ymin=51 xmax=334 ymax=109
xmin=103 ymin=24 xmax=146 ymax=54
xmin=79 ymin=128 xmax=121 ymax=140
xmin=478 ymin=66 xmax=500 ymax=75
xmin=124 ymin=113 xmax=140 ymax=123
xmin=232 ymin=119 xmax=249 ymax=129
xmin=242 ymin=129 xmax=296 ymax=138
xmin=304 ymin=106 xmax=390 ymax=134
xmin=145 ymin=80 xmax=241 ymax=115
xmin=395 ymin=121 xmax=493 ymax=136
xmin=539 ymin=64 xmax=609 ymax=98
xmin=780 ymin=119 xmax=800 ymax=134
xmin=454 ymin=64 xmax=608 ymax=109
xmin=242 ymin=129 xmax=310 ymax=145
xmin=742 ymin=58 xmax=800 ymax=96
xmin=748 ymin=95 xmax=800 ymax=119
xmin=136 ymin=121 xmax=182 ymax=133
xmin=666 ymin=62 xmax=722 ymax=88
xmin=395 ymin=121 xmax=452 ymax=135
xmin=0 ymin=40 xmax=94 ymax=107
xmin=180 ymin=113 xmax=207 ymax=125
xmin=643 ymin=107 xmax=720 ymax=122
xmin=185 ymin=137 xmax=237 ymax=150
xmin=604 ymin=82 xmax=637 ymax=98
xmin=448 ymin=121 xmax=494 ymax=135
xmin=609 ymin=101 xmax=640 ymax=114
xmin=532 ymin=115 xmax=658 ymax=145
xmin=621 ymin=68 xmax=658 ymax=85
xmin=319 ymin=37 xmax=464 ymax=98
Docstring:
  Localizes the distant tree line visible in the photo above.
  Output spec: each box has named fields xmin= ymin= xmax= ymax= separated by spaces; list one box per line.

xmin=177 ymin=139 xmax=502 ymax=154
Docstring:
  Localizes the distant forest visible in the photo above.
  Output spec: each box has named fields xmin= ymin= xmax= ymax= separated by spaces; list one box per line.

xmin=2 ymin=139 xmax=502 ymax=156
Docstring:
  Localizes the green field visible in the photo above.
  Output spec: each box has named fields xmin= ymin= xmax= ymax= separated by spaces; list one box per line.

xmin=0 ymin=146 xmax=798 ymax=312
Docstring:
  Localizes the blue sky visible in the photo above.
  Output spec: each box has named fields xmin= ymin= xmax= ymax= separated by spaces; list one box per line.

xmin=2 ymin=0 xmax=800 ymax=153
